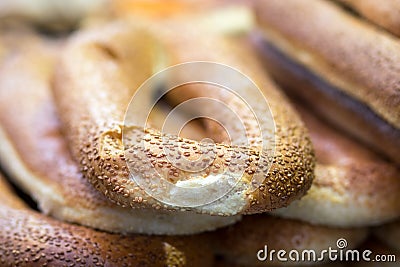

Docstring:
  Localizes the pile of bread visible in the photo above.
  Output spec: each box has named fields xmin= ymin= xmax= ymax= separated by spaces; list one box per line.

xmin=0 ymin=0 xmax=399 ymax=266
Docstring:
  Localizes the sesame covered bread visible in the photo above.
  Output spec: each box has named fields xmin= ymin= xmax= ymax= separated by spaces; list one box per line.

xmin=0 ymin=173 xmax=213 ymax=266
xmin=0 ymin=32 xmax=240 ymax=235
xmin=255 ymin=0 xmax=400 ymax=164
xmin=53 ymin=20 xmax=315 ymax=216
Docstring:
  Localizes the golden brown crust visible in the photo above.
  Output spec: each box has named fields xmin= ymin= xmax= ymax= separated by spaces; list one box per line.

xmin=54 ymin=21 xmax=174 ymax=213
xmin=53 ymin=20 xmax=314 ymax=215
xmin=153 ymin=21 xmax=315 ymax=214
xmin=254 ymin=37 xmax=400 ymax=165
xmin=255 ymin=0 xmax=400 ymax=131
xmin=0 ymin=30 xmax=240 ymax=234
xmin=213 ymin=215 xmax=368 ymax=266
xmin=254 ymin=1 xmax=400 ymax=165
xmin=338 ymin=0 xmax=400 ymax=37
xmin=0 ymin=174 xmax=213 ymax=267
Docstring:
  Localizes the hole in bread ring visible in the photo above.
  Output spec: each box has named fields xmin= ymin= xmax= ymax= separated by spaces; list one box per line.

xmin=123 ymin=62 xmax=276 ymax=208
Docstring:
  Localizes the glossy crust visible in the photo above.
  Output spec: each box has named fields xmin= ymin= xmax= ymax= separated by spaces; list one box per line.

xmin=213 ymin=215 xmax=368 ymax=266
xmin=255 ymin=0 xmax=400 ymax=164
xmin=0 ymin=32 xmax=240 ymax=235
xmin=0 ymin=174 xmax=213 ymax=267
xmin=338 ymin=0 xmax=400 ymax=37
xmin=53 ymin=20 xmax=314 ymax=215
xmin=271 ymin=102 xmax=400 ymax=226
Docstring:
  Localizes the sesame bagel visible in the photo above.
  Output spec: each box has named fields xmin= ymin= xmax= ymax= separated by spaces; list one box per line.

xmin=213 ymin=215 xmax=368 ymax=266
xmin=172 ymin=77 xmax=400 ymax=227
xmin=255 ymin=0 xmax=400 ymax=165
xmin=0 ymin=32 xmax=240 ymax=235
xmin=0 ymin=173 xmax=213 ymax=267
xmin=53 ymin=20 xmax=314 ymax=215
xmin=271 ymin=102 xmax=400 ymax=227
xmin=337 ymin=0 xmax=400 ymax=37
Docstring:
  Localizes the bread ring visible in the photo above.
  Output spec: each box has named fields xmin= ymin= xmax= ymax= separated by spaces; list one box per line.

xmin=53 ymin=20 xmax=314 ymax=215
xmin=0 ymin=31 xmax=240 ymax=235
xmin=0 ymin=173 xmax=213 ymax=267
xmin=337 ymin=0 xmax=400 ymax=37
xmin=164 ymin=76 xmax=400 ymax=227
xmin=160 ymin=30 xmax=400 ymax=228
xmin=270 ymin=102 xmax=400 ymax=227
xmin=254 ymin=0 xmax=400 ymax=165
xmin=213 ymin=215 xmax=368 ymax=266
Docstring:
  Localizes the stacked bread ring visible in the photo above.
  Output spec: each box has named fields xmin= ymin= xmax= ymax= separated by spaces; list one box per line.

xmin=0 ymin=0 xmax=399 ymax=266
xmin=255 ymin=0 xmax=400 ymax=165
